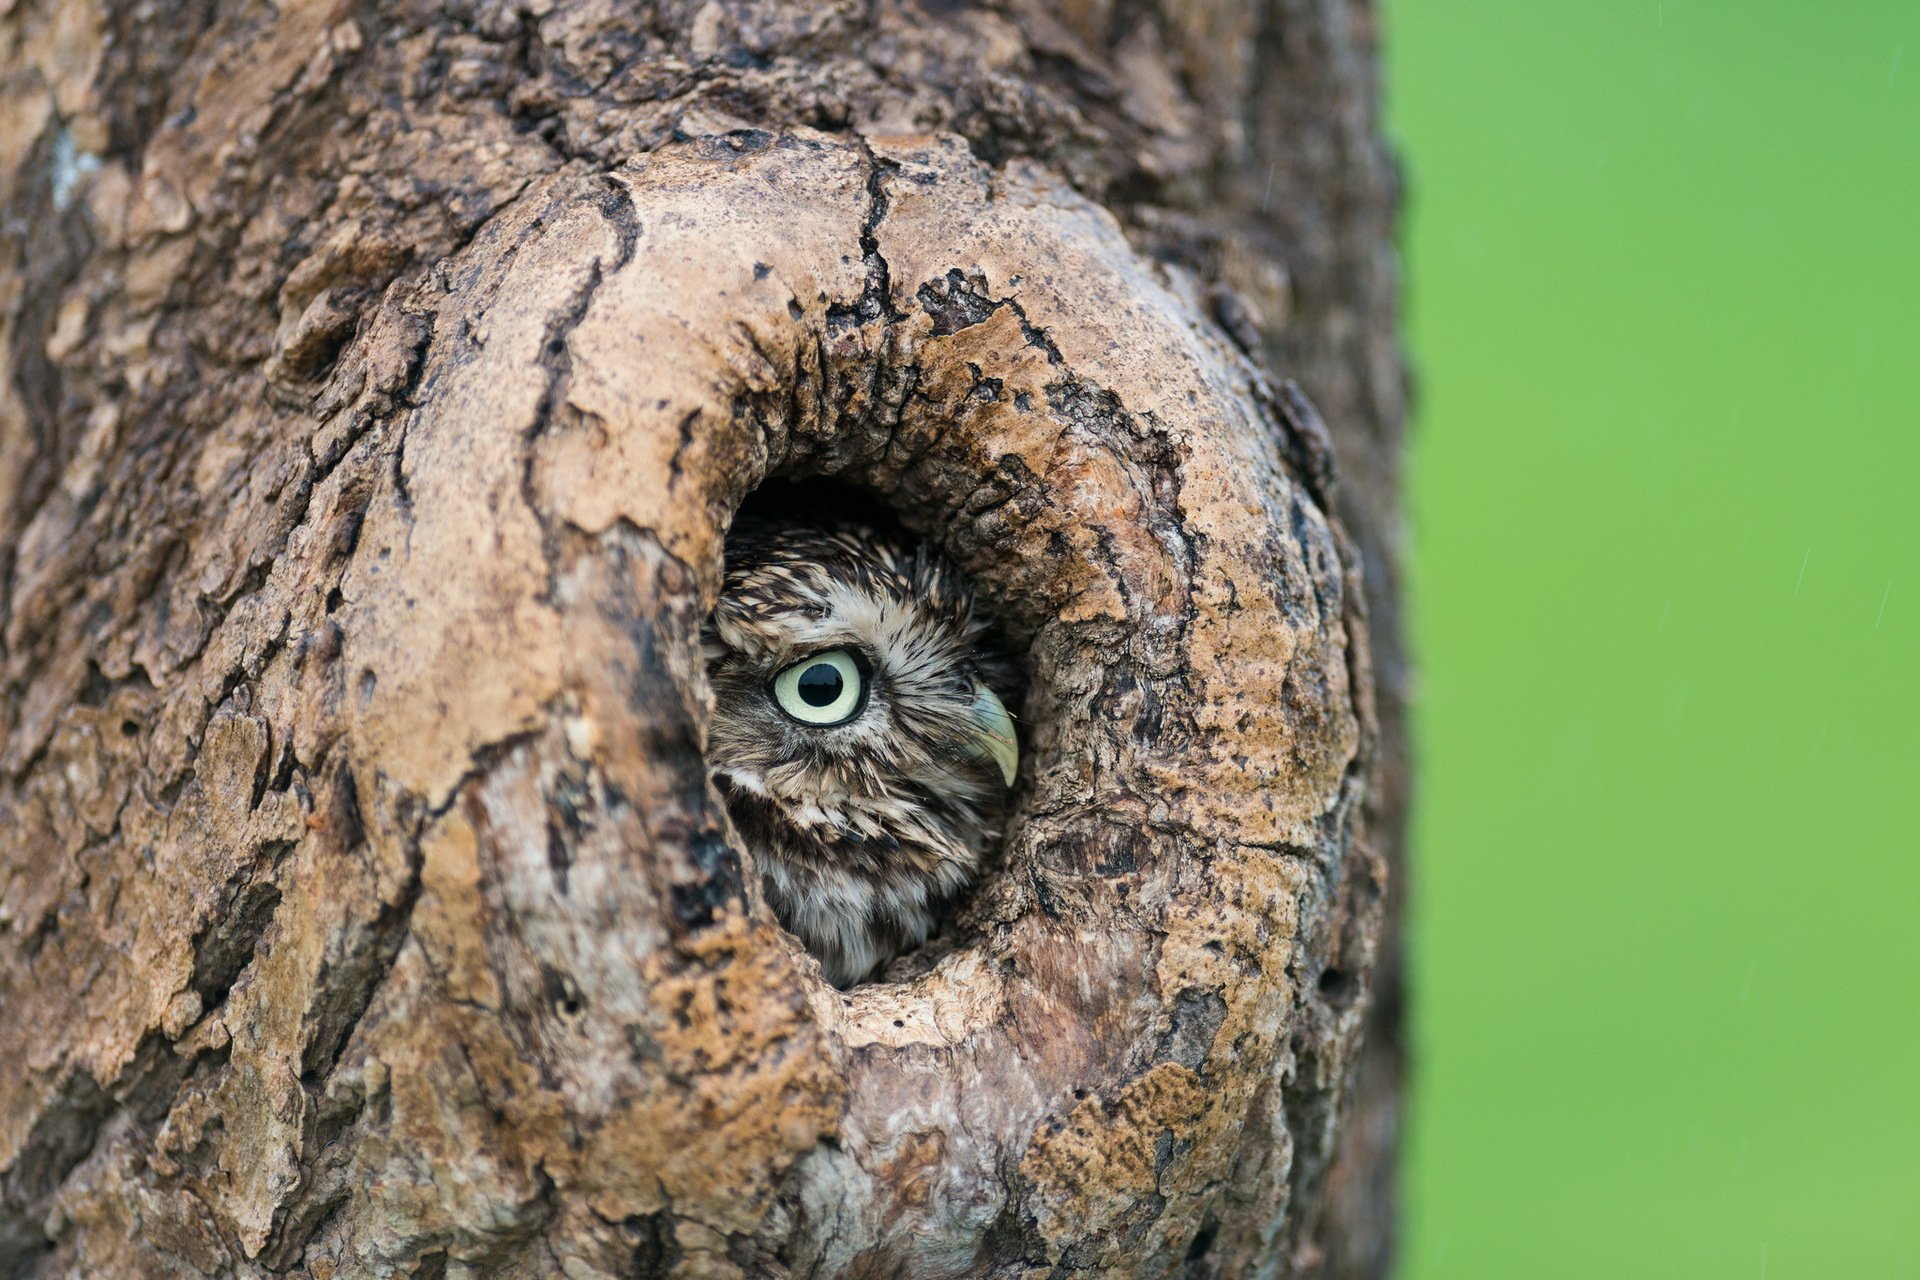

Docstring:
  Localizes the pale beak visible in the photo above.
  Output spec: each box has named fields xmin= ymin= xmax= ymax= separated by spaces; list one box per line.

xmin=964 ymin=682 xmax=1020 ymax=788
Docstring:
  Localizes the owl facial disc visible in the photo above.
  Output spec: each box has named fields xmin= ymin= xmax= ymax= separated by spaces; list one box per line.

xmin=703 ymin=514 xmax=1019 ymax=985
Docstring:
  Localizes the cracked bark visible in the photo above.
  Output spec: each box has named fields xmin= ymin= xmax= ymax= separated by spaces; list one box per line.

xmin=0 ymin=2 xmax=1406 ymax=1277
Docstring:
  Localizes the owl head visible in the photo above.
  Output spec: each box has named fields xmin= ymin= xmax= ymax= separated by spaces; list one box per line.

xmin=702 ymin=517 xmax=1019 ymax=984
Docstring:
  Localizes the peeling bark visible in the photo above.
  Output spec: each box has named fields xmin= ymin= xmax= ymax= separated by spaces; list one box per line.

xmin=0 ymin=3 xmax=1405 ymax=1277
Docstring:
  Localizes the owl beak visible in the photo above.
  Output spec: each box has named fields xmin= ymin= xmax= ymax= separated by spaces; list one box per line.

xmin=965 ymin=683 xmax=1020 ymax=788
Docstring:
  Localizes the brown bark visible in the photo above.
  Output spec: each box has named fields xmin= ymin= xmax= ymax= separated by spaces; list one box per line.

xmin=0 ymin=2 xmax=1405 ymax=1277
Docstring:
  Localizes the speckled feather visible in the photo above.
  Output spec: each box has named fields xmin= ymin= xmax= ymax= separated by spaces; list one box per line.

xmin=703 ymin=518 xmax=1015 ymax=985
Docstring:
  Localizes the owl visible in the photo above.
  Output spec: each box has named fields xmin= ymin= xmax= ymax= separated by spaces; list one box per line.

xmin=702 ymin=517 xmax=1019 ymax=986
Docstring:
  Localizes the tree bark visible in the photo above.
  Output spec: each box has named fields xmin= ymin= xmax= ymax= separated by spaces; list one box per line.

xmin=0 ymin=3 xmax=1405 ymax=1277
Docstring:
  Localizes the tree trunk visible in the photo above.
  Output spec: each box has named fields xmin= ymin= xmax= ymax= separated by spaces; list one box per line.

xmin=0 ymin=2 xmax=1405 ymax=1277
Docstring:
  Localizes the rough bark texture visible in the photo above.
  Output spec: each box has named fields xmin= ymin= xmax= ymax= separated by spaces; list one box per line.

xmin=0 ymin=2 xmax=1405 ymax=1277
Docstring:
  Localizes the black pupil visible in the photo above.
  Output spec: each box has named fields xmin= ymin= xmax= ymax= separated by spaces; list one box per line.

xmin=796 ymin=663 xmax=845 ymax=708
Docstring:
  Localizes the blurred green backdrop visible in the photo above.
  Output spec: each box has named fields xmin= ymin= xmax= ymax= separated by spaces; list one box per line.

xmin=1387 ymin=1 xmax=1920 ymax=1276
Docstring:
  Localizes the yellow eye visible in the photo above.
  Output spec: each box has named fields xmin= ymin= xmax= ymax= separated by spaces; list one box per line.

xmin=772 ymin=650 xmax=865 ymax=726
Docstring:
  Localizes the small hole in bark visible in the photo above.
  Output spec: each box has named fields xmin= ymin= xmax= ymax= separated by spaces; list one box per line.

xmin=120 ymin=720 xmax=139 ymax=737
xmin=623 ymin=1212 xmax=680 ymax=1275
xmin=325 ymin=586 xmax=344 ymax=613
xmin=1317 ymin=966 xmax=1356 ymax=1006
xmin=1185 ymin=1218 xmax=1218 ymax=1262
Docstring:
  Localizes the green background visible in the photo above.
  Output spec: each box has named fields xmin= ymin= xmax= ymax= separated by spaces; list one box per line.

xmin=1387 ymin=1 xmax=1919 ymax=1276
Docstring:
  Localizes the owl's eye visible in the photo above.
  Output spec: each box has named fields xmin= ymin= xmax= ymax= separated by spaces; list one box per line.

xmin=771 ymin=650 xmax=866 ymax=726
